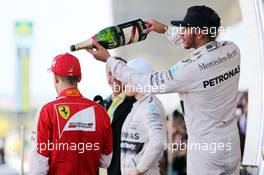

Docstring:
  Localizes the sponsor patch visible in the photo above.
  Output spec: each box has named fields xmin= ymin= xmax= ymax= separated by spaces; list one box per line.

xmin=148 ymin=104 xmax=159 ymax=114
xmin=121 ymin=141 xmax=144 ymax=154
xmin=169 ymin=64 xmax=179 ymax=74
xmin=198 ymin=49 xmax=237 ymax=71
xmin=206 ymin=41 xmax=220 ymax=52
xmin=58 ymin=106 xmax=70 ymax=120
xmin=58 ymin=106 xmax=96 ymax=138
xmin=203 ymin=65 xmax=240 ymax=88
xmin=68 ymin=122 xmax=94 ymax=129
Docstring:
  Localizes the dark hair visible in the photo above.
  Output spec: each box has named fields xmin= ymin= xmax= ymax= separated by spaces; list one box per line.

xmin=114 ymin=56 xmax=127 ymax=63
xmin=59 ymin=75 xmax=81 ymax=85
xmin=173 ymin=110 xmax=184 ymax=120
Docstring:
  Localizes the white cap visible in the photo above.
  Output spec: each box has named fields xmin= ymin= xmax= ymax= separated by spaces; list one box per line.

xmin=127 ymin=58 xmax=153 ymax=73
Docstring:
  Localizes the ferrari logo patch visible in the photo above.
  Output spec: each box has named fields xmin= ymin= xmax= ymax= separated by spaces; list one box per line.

xmin=58 ymin=106 xmax=70 ymax=120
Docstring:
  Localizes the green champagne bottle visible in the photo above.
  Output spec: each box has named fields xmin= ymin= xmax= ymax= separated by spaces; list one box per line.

xmin=70 ymin=19 xmax=147 ymax=51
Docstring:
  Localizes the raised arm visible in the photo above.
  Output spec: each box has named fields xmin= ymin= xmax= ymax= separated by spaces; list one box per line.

xmin=86 ymin=24 xmax=198 ymax=94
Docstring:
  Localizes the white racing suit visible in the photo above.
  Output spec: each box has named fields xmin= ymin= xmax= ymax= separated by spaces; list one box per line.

xmin=120 ymin=94 xmax=167 ymax=175
xmin=107 ymin=40 xmax=241 ymax=175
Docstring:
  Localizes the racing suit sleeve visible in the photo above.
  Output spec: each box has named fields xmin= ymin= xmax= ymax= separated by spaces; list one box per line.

xmin=28 ymin=106 xmax=52 ymax=175
xmin=106 ymin=56 xmax=198 ymax=94
xmin=136 ymin=99 xmax=167 ymax=173
xmin=99 ymin=107 xmax=113 ymax=168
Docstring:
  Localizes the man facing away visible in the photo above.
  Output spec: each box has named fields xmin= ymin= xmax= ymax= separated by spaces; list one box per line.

xmin=29 ymin=53 xmax=112 ymax=175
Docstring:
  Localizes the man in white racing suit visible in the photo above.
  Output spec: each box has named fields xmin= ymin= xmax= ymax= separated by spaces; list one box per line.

xmin=120 ymin=58 xmax=167 ymax=175
xmin=86 ymin=5 xmax=241 ymax=175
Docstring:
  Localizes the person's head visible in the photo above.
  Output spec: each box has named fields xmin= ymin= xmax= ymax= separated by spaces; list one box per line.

xmin=171 ymin=5 xmax=221 ymax=49
xmin=124 ymin=58 xmax=153 ymax=97
xmin=49 ymin=53 xmax=81 ymax=94
xmin=106 ymin=57 xmax=127 ymax=95
xmin=172 ymin=110 xmax=186 ymax=135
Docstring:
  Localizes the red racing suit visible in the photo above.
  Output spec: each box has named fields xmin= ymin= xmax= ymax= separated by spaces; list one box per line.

xmin=29 ymin=87 xmax=112 ymax=175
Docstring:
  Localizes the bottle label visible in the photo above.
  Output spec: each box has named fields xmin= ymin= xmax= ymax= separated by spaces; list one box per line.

xmin=117 ymin=19 xmax=147 ymax=46
xmin=94 ymin=19 xmax=147 ymax=49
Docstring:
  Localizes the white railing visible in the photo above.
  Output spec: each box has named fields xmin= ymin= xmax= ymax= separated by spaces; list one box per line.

xmin=254 ymin=0 xmax=264 ymax=174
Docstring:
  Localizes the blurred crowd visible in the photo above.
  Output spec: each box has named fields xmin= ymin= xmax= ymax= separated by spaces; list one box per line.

xmin=236 ymin=92 xmax=248 ymax=158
